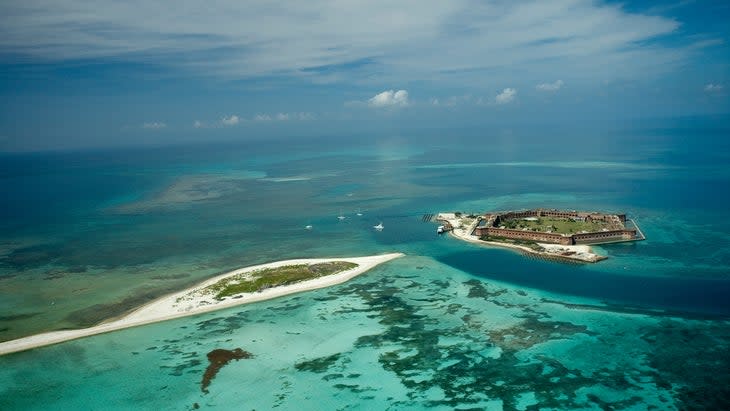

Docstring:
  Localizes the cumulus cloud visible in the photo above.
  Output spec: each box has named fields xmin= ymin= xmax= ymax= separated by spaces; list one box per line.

xmin=536 ymin=80 xmax=564 ymax=92
xmin=142 ymin=122 xmax=166 ymax=129
xmin=704 ymin=83 xmax=724 ymax=92
xmin=368 ymin=90 xmax=409 ymax=107
xmin=495 ymin=88 xmax=517 ymax=105
xmin=221 ymin=115 xmax=240 ymax=126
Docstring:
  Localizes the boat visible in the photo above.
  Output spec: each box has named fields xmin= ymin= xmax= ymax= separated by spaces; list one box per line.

xmin=437 ymin=225 xmax=445 ymax=234
xmin=337 ymin=210 xmax=346 ymax=220
xmin=373 ymin=222 xmax=384 ymax=231
xmin=305 ymin=225 xmax=313 ymax=230
xmin=356 ymin=208 xmax=363 ymax=217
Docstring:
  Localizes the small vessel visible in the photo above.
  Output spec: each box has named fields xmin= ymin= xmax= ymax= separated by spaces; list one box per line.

xmin=337 ymin=210 xmax=346 ymax=220
xmin=356 ymin=208 xmax=363 ymax=217
xmin=437 ymin=225 xmax=445 ymax=234
xmin=305 ymin=225 xmax=313 ymax=230
xmin=373 ymin=222 xmax=384 ymax=231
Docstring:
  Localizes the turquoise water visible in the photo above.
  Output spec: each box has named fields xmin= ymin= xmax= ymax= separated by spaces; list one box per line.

xmin=1 ymin=122 xmax=729 ymax=409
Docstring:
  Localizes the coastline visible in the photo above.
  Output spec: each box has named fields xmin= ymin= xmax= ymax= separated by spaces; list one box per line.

xmin=437 ymin=213 xmax=605 ymax=263
xmin=0 ymin=253 xmax=404 ymax=356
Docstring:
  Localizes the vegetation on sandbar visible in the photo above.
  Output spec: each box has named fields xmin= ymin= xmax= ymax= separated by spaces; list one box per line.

xmin=205 ymin=261 xmax=358 ymax=300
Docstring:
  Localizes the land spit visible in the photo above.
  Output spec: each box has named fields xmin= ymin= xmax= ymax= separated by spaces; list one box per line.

xmin=0 ymin=253 xmax=404 ymax=355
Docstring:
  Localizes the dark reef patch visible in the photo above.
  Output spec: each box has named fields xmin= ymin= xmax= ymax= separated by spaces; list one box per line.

xmin=488 ymin=315 xmax=596 ymax=352
xmin=64 ymin=280 xmax=201 ymax=327
xmin=42 ymin=270 xmax=67 ymax=280
xmin=201 ymin=348 xmax=252 ymax=394
xmin=295 ymin=353 xmax=342 ymax=373
xmin=328 ymin=274 xmax=657 ymax=409
xmin=160 ymin=351 xmax=203 ymax=377
xmin=150 ymin=273 xmax=190 ymax=280
xmin=464 ymin=279 xmax=508 ymax=299
xmin=1 ymin=244 xmax=62 ymax=269
xmin=65 ymin=290 xmax=166 ymax=326
xmin=0 ymin=312 xmax=40 ymax=322
xmin=641 ymin=320 xmax=730 ymax=410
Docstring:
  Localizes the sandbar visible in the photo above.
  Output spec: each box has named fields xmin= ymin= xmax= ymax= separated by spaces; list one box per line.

xmin=0 ymin=253 xmax=404 ymax=356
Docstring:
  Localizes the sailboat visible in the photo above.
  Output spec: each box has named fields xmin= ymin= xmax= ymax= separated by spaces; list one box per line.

xmin=373 ymin=222 xmax=384 ymax=231
xmin=356 ymin=208 xmax=363 ymax=216
xmin=337 ymin=210 xmax=346 ymax=220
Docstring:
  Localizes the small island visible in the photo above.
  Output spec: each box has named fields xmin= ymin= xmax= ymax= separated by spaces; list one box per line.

xmin=437 ymin=209 xmax=644 ymax=263
xmin=0 ymin=253 xmax=404 ymax=355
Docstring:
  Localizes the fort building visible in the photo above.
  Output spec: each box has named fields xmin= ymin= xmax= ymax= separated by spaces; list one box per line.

xmin=472 ymin=209 xmax=643 ymax=246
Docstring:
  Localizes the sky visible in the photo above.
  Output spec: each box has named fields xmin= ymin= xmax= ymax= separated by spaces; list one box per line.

xmin=0 ymin=0 xmax=728 ymax=151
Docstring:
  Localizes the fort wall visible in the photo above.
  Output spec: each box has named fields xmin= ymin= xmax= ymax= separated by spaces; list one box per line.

xmin=572 ymin=229 xmax=637 ymax=244
xmin=475 ymin=209 xmax=640 ymax=245
xmin=474 ymin=226 xmax=573 ymax=245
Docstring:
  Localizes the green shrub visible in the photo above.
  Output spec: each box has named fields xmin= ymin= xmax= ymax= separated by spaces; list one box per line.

xmin=207 ymin=261 xmax=358 ymax=300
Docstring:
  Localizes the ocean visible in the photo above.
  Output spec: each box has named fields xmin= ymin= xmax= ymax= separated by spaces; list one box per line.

xmin=1 ymin=118 xmax=729 ymax=410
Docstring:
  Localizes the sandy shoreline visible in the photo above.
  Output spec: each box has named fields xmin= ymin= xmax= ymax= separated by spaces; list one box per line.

xmin=437 ymin=213 xmax=605 ymax=263
xmin=0 ymin=253 xmax=404 ymax=356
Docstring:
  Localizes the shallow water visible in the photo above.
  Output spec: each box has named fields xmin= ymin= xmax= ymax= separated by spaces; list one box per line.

xmin=1 ymin=122 xmax=729 ymax=409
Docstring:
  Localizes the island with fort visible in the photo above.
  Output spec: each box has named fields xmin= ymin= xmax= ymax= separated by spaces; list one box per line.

xmin=436 ymin=209 xmax=645 ymax=263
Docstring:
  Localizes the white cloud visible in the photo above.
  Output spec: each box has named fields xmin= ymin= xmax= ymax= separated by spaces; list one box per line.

xmin=205 ymin=112 xmax=315 ymax=126
xmin=221 ymin=115 xmax=240 ymax=126
xmin=193 ymin=120 xmax=203 ymax=128
xmin=495 ymin=88 xmax=517 ymax=105
xmin=142 ymin=122 xmax=166 ymax=129
xmin=368 ymin=90 xmax=409 ymax=107
xmin=704 ymin=83 xmax=724 ymax=92
xmin=429 ymin=95 xmax=474 ymax=107
xmin=0 ymin=1 xmax=685 ymax=85
xmin=536 ymin=80 xmax=564 ymax=92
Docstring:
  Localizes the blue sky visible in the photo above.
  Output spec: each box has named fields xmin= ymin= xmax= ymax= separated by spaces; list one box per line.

xmin=0 ymin=0 xmax=728 ymax=151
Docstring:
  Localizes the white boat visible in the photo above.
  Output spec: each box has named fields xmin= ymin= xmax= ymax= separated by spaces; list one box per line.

xmin=337 ymin=210 xmax=346 ymax=220
xmin=305 ymin=225 xmax=313 ymax=230
xmin=373 ymin=222 xmax=384 ymax=231
xmin=437 ymin=225 xmax=444 ymax=234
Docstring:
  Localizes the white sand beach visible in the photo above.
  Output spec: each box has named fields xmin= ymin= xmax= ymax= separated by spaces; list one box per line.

xmin=0 ymin=253 xmax=404 ymax=356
